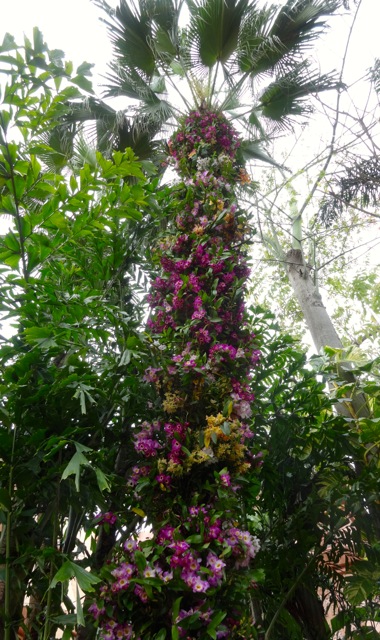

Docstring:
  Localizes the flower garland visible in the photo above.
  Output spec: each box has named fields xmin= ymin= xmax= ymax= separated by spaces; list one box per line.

xmin=90 ymin=109 xmax=261 ymax=639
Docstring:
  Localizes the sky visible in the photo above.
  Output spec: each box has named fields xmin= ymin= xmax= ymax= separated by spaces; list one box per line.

xmin=2 ymin=0 xmax=380 ymax=98
xmin=2 ymin=0 xmax=117 ymax=86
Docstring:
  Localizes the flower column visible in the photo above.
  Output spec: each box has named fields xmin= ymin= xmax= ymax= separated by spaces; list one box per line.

xmin=91 ymin=110 xmax=261 ymax=640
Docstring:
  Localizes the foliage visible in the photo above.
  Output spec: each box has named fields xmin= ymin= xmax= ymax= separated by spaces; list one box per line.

xmin=319 ymin=156 xmax=380 ymax=227
xmin=0 ymin=31 xmax=159 ymax=639
xmin=249 ymin=309 xmax=380 ymax=638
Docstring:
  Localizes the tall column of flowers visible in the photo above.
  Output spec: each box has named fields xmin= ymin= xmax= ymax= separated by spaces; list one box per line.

xmin=90 ymin=109 xmax=262 ymax=640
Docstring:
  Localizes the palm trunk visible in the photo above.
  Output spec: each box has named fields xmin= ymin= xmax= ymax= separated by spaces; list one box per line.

xmin=285 ymin=248 xmax=370 ymax=420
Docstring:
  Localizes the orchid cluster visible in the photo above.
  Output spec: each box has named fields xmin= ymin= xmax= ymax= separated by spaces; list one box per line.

xmin=168 ymin=110 xmax=241 ymax=179
xmin=90 ymin=110 xmax=261 ymax=638
xmin=90 ymin=490 xmax=258 ymax=640
xmin=91 ymin=502 xmax=260 ymax=639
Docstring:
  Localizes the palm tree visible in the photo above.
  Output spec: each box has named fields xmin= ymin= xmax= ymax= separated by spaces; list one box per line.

xmin=90 ymin=0 xmax=341 ymax=165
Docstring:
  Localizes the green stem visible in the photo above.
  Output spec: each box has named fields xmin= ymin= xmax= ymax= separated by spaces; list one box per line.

xmin=219 ymin=69 xmax=250 ymax=113
xmin=3 ymin=145 xmax=28 ymax=282
xmin=4 ymin=511 xmax=12 ymax=640
xmin=209 ymin=61 xmax=219 ymax=108
xmin=42 ymin=455 xmax=61 ymax=640
xmin=4 ymin=427 xmax=17 ymax=640
xmin=42 ymin=579 xmax=53 ymax=640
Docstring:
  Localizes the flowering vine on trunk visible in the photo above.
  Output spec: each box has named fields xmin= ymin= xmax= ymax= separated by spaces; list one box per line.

xmin=90 ymin=109 xmax=262 ymax=639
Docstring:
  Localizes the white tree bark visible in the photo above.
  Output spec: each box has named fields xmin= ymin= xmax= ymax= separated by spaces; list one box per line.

xmin=286 ymin=248 xmax=370 ymax=419
xmin=286 ymin=249 xmax=342 ymax=353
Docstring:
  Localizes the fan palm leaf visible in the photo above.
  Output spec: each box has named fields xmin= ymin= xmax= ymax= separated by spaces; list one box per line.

xmin=187 ymin=0 xmax=250 ymax=67
xmin=257 ymin=63 xmax=341 ymax=123
xmin=237 ymin=0 xmax=341 ymax=75
xmin=95 ymin=0 xmax=157 ymax=77
xmin=59 ymin=97 xmax=168 ymax=161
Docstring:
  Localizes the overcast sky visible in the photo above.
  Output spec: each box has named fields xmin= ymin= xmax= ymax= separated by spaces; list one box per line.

xmin=2 ymin=0 xmax=379 ymax=95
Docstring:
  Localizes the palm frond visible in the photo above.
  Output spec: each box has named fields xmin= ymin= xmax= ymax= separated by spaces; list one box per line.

xmin=145 ymin=0 xmax=182 ymax=63
xmin=89 ymin=0 xmax=343 ymax=156
xmin=138 ymin=97 xmax=177 ymax=124
xmin=37 ymin=123 xmax=77 ymax=172
xmin=57 ymin=97 xmax=170 ymax=159
xmin=237 ymin=4 xmax=280 ymax=73
xmin=179 ymin=25 xmax=211 ymax=81
xmin=272 ymin=0 xmax=341 ymax=50
xmin=217 ymin=62 xmax=247 ymax=110
xmin=257 ymin=63 xmax=340 ymax=125
xmin=145 ymin=0 xmax=182 ymax=31
xmin=94 ymin=0 xmax=156 ymax=77
xmin=72 ymin=135 xmax=98 ymax=168
xmin=186 ymin=0 xmax=250 ymax=68
xmin=104 ymin=65 xmax=161 ymax=102
xmin=238 ymin=0 xmax=341 ymax=76
xmin=239 ymin=139 xmax=285 ymax=170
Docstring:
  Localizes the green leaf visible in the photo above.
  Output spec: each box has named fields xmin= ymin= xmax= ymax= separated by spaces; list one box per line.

xmin=172 ymin=624 xmax=179 ymax=640
xmin=71 ymin=382 xmax=96 ymax=414
xmin=186 ymin=534 xmax=203 ymax=544
xmin=250 ymin=568 xmax=265 ymax=583
xmin=170 ymin=61 xmax=185 ymax=77
xmin=171 ymin=626 xmax=179 ymax=640
xmin=24 ymin=326 xmax=53 ymax=343
xmin=76 ymin=61 xmax=94 ymax=76
xmin=43 ymin=211 xmax=68 ymax=229
xmin=240 ymin=140 xmax=283 ymax=170
xmin=50 ymin=614 xmax=78 ymax=625
xmin=74 ymin=441 xmax=92 ymax=454
xmin=50 ymin=560 xmax=101 ymax=592
xmin=0 ymin=488 xmax=11 ymax=512
xmin=95 ymin=467 xmax=111 ymax=492
xmin=0 ymin=251 xmax=20 ymax=268
xmin=172 ymin=597 xmax=183 ymax=623
xmin=50 ymin=561 xmax=76 ymax=586
xmin=76 ymin=582 xmax=85 ymax=626
xmin=134 ymin=550 xmax=147 ymax=572
xmin=0 ymin=109 xmax=11 ymax=134
xmin=206 ymin=610 xmax=227 ymax=639
xmin=33 ymin=27 xmax=45 ymax=55
xmin=4 ymin=231 xmax=20 ymax=252
xmin=176 ymin=612 xmax=200 ymax=629
xmin=190 ymin=0 xmax=248 ymax=67
xmin=1 ymin=33 xmax=17 ymax=53
xmin=344 ymin=574 xmax=375 ymax=606
xmin=136 ymin=477 xmax=152 ymax=493
xmin=150 ymin=75 xmax=166 ymax=93
xmin=0 ymin=194 xmax=16 ymax=215
xmin=61 ymin=450 xmax=91 ymax=492
xmin=71 ymin=75 xmax=94 ymax=94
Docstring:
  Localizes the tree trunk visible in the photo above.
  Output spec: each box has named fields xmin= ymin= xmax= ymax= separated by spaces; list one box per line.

xmin=285 ymin=248 xmax=370 ymax=419
xmin=286 ymin=248 xmax=380 ymax=538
